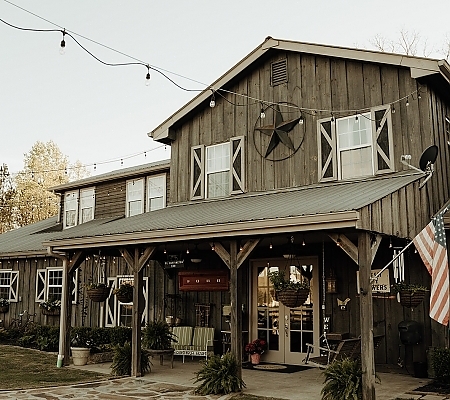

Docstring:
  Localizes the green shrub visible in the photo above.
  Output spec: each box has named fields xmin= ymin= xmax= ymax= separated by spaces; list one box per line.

xmin=34 ymin=325 xmax=59 ymax=351
xmin=110 ymin=341 xmax=151 ymax=376
xmin=142 ymin=320 xmax=176 ymax=350
xmin=194 ymin=353 xmax=245 ymax=395
xmin=109 ymin=326 xmax=132 ymax=346
xmin=431 ymin=348 xmax=450 ymax=383
xmin=321 ymin=358 xmax=363 ymax=400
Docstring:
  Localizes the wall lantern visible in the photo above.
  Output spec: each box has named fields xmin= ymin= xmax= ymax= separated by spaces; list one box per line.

xmin=325 ymin=269 xmax=338 ymax=294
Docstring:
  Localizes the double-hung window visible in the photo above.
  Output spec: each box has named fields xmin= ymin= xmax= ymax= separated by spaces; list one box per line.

xmin=147 ymin=174 xmax=166 ymax=211
xmin=190 ymin=136 xmax=245 ymax=199
xmin=36 ymin=268 xmax=78 ymax=303
xmin=318 ymin=105 xmax=394 ymax=181
xmin=64 ymin=191 xmax=78 ymax=228
xmin=0 ymin=270 xmax=19 ymax=302
xmin=126 ymin=179 xmax=144 ymax=217
xmin=80 ymin=188 xmax=95 ymax=223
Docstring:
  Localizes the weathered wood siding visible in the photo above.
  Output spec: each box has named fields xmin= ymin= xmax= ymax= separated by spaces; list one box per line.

xmin=169 ymin=52 xmax=450 ymax=224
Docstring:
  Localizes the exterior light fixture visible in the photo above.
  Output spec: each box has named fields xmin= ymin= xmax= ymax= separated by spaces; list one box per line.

xmin=60 ymin=29 xmax=66 ymax=55
xmin=145 ymin=65 xmax=151 ymax=86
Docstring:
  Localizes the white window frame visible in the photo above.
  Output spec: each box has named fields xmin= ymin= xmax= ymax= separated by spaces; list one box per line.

xmin=0 ymin=270 xmax=19 ymax=302
xmin=64 ymin=191 xmax=79 ymax=229
xmin=146 ymin=174 xmax=166 ymax=212
xmin=80 ymin=188 xmax=95 ymax=223
xmin=336 ymin=112 xmax=374 ymax=179
xmin=206 ymin=142 xmax=231 ymax=199
xmin=126 ymin=178 xmax=144 ymax=217
xmin=35 ymin=268 xmax=78 ymax=304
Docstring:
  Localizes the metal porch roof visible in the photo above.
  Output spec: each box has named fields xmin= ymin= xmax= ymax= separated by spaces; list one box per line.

xmin=43 ymin=172 xmax=422 ymax=249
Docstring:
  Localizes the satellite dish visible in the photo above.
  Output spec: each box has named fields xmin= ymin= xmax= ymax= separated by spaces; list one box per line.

xmin=419 ymin=145 xmax=438 ymax=172
xmin=400 ymin=145 xmax=439 ymax=189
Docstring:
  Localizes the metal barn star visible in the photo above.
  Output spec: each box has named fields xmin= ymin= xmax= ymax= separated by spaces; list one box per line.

xmin=256 ymin=104 xmax=300 ymax=158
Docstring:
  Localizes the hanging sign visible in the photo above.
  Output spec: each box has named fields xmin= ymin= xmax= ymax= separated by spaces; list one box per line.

xmin=164 ymin=255 xmax=185 ymax=269
xmin=356 ymin=269 xmax=390 ymax=294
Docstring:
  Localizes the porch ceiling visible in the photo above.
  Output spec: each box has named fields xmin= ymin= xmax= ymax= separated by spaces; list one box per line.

xmin=43 ymin=172 xmax=422 ymax=251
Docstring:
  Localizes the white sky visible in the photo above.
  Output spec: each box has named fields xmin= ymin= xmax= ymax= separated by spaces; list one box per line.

xmin=1 ymin=0 xmax=449 ymax=177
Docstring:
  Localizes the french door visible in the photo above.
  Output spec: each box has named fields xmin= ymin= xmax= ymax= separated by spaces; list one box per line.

xmin=252 ymin=257 xmax=319 ymax=365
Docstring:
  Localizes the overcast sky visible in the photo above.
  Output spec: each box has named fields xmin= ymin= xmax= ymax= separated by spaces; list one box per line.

xmin=1 ymin=0 xmax=449 ymax=177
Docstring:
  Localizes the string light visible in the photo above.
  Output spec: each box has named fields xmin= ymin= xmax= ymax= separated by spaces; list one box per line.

xmin=298 ymin=115 xmax=304 ymax=125
xmin=59 ymin=29 xmax=66 ymax=55
xmin=145 ymin=65 xmax=151 ymax=86
xmin=209 ymin=91 xmax=216 ymax=108
xmin=406 ymin=97 xmax=410 ymax=107
xmin=211 ymin=242 xmax=215 ymax=251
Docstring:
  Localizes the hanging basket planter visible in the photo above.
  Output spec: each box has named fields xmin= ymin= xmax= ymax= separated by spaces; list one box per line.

xmin=276 ymin=289 xmax=309 ymax=308
xmin=113 ymin=282 xmax=134 ymax=303
xmin=87 ymin=287 xmax=111 ymax=302
xmin=0 ymin=305 xmax=9 ymax=313
xmin=41 ymin=308 xmax=60 ymax=316
xmin=116 ymin=293 xmax=133 ymax=303
xmin=399 ymin=290 xmax=427 ymax=308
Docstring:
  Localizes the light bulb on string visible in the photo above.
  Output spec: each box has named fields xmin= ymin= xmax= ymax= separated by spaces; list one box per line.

xmin=260 ymin=102 xmax=266 ymax=119
xmin=209 ymin=90 xmax=216 ymax=108
xmin=299 ymin=115 xmax=304 ymax=125
xmin=60 ymin=29 xmax=66 ymax=55
xmin=406 ymin=97 xmax=410 ymax=107
xmin=145 ymin=66 xmax=151 ymax=86
xmin=391 ymin=105 xmax=396 ymax=114
xmin=355 ymin=113 xmax=359 ymax=123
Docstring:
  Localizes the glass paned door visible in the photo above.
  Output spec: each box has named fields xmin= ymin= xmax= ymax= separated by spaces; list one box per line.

xmin=253 ymin=257 xmax=318 ymax=365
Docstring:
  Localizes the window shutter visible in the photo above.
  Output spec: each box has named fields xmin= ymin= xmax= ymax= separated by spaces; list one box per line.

xmin=36 ymin=269 xmax=47 ymax=302
xmin=71 ymin=269 xmax=78 ymax=305
xmin=372 ymin=106 xmax=394 ymax=174
xmin=190 ymin=145 xmax=205 ymax=199
xmin=230 ymin=136 xmax=245 ymax=194
xmin=142 ymin=277 xmax=149 ymax=326
xmin=105 ymin=277 xmax=117 ymax=327
xmin=317 ymin=118 xmax=337 ymax=181
xmin=9 ymin=271 xmax=19 ymax=302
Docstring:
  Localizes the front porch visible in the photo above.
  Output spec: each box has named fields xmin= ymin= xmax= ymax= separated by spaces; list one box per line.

xmin=72 ymin=357 xmax=430 ymax=400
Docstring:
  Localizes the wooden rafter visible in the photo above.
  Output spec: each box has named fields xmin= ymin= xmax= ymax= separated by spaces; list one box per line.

xmin=328 ymin=233 xmax=358 ymax=264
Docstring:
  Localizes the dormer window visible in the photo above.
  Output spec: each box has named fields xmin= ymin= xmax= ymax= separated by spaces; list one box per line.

xmin=147 ymin=174 xmax=166 ymax=211
xmin=126 ymin=175 xmax=167 ymax=216
xmin=190 ymin=136 xmax=245 ymax=200
xmin=126 ymin=179 xmax=144 ymax=217
xmin=63 ymin=188 xmax=95 ymax=229
xmin=318 ymin=105 xmax=394 ymax=181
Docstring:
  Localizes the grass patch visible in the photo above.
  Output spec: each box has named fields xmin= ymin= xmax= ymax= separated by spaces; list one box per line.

xmin=0 ymin=345 xmax=110 ymax=390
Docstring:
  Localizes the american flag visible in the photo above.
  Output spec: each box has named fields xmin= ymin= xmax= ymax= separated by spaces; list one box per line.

xmin=413 ymin=211 xmax=449 ymax=326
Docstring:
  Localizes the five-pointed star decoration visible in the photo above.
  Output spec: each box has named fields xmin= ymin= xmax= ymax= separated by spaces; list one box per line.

xmin=256 ymin=104 xmax=301 ymax=158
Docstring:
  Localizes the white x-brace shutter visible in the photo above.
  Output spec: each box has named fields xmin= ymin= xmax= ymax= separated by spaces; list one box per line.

xmin=9 ymin=271 xmax=19 ymax=302
xmin=372 ymin=105 xmax=394 ymax=174
xmin=105 ymin=277 xmax=117 ymax=327
xmin=230 ymin=136 xmax=245 ymax=194
xmin=317 ymin=118 xmax=337 ymax=181
xmin=190 ymin=145 xmax=205 ymax=199
xmin=36 ymin=269 xmax=47 ymax=302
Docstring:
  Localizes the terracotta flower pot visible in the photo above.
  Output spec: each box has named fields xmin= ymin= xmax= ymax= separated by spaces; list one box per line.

xmin=250 ymin=353 xmax=261 ymax=365
xmin=71 ymin=347 xmax=90 ymax=366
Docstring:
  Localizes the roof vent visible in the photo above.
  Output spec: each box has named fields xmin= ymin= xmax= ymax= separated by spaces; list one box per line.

xmin=271 ymin=59 xmax=288 ymax=86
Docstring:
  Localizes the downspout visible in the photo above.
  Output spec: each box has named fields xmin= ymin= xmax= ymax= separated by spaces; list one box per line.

xmin=47 ymin=246 xmax=70 ymax=368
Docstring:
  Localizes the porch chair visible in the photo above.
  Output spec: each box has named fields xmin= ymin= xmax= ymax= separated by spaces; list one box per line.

xmin=304 ymin=337 xmax=361 ymax=368
xmin=190 ymin=326 xmax=215 ymax=361
xmin=172 ymin=326 xmax=193 ymax=363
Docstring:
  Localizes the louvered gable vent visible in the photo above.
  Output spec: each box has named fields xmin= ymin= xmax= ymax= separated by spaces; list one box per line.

xmin=271 ymin=59 xmax=288 ymax=86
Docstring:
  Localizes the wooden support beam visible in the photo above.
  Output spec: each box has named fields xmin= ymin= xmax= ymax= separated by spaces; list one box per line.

xmin=68 ymin=250 xmax=84 ymax=273
xmin=371 ymin=234 xmax=382 ymax=265
xmin=229 ymin=240 xmax=242 ymax=380
xmin=358 ymin=232 xmax=376 ymax=400
xmin=329 ymin=233 xmax=358 ymax=264
xmin=237 ymin=239 xmax=260 ymax=268
xmin=119 ymin=246 xmax=155 ymax=377
xmin=211 ymin=241 xmax=230 ymax=268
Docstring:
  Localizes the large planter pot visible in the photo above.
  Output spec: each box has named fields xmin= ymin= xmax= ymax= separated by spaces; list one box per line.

xmin=277 ymin=289 xmax=309 ymax=308
xmin=116 ymin=292 xmax=133 ymax=303
xmin=41 ymin=308 xmax=60 ymax=316
xmin=399 ymin=290 xmax=427 ymax=308
xmin=0 ymin=305 xmax=9 ymax=313
xmin=71 ymin=347 xmax=90 ymax=366
xmin=87 ymin=287 xmax=111 ymax=302
xmin=250 ymin=353 xmax=261 ymax=365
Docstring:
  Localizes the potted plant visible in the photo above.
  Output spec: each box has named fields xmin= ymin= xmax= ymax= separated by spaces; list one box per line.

xmin=86 ymin=282 xmax=111 ymax=302
xmin=39 ymin=298 xmax=61 ymax=316
xmin=0 ymin=298 xmax=10 ymax=313
xmin=391 ymin=282 xmax=428 ymax=308
xmin=268 ymin=270 xmax=310 ymax=308
xmin=111 ymin=341 xmax=152 ymax=376
xmin=113 ymin=282 xmax=134 ymax=303
xmin=245 ymin=338 xmax=267 ymax=365
xmin=70 ymin=332 xmax=92 ymax=366
xmin=142 ymin=320 xmax=177 ymax=350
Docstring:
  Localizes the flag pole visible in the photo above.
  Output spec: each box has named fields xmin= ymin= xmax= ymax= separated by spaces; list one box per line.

xmin=371 ymin=198 xmax=450 ymax=283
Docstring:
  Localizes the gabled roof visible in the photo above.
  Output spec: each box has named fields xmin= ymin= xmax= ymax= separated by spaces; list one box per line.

xmin=149 ymin=37 xmax=450 ymax=143
xmin=51 ymin=159 xmax=170 ymax=192
xmin=42 ymin=172 xmax=422 ymax=250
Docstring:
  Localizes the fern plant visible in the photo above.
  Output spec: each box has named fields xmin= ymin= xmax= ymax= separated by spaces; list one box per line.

xmin=110 ymin=341 xmax=151 ymax=376
xmin=194 ymin=352 xmax=246 ymax=395
xmin=321 ymin=358 xmax=363 ymax=400
xmin=142 ymin=320 xmax=177 ymax=350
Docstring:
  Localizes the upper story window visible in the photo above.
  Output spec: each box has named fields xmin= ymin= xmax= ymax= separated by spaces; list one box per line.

xmin=318 ymin=105 xmax=394 ymax=182
xmin=64 ymin=188 xmax=95 ymax=229
xmin=190 ymin=136 xmax=245 ymax=200
xmin=147 ymin=174 xmax=166 ymax=211
xmin=126 ymin=179 xmax=144 ymax=217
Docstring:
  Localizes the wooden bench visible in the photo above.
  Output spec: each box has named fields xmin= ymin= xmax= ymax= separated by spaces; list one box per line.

xmin=172 ymin=326 xmax=215 ymax=363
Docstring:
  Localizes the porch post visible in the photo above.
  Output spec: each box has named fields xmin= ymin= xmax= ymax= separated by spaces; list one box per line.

xmin=229 ymin=240 xmax=242 ymax=378
xmin=132 ymin=248 xmax=144 ymax=377
xmin=358 ymin=232 xmax=375 ymax=400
